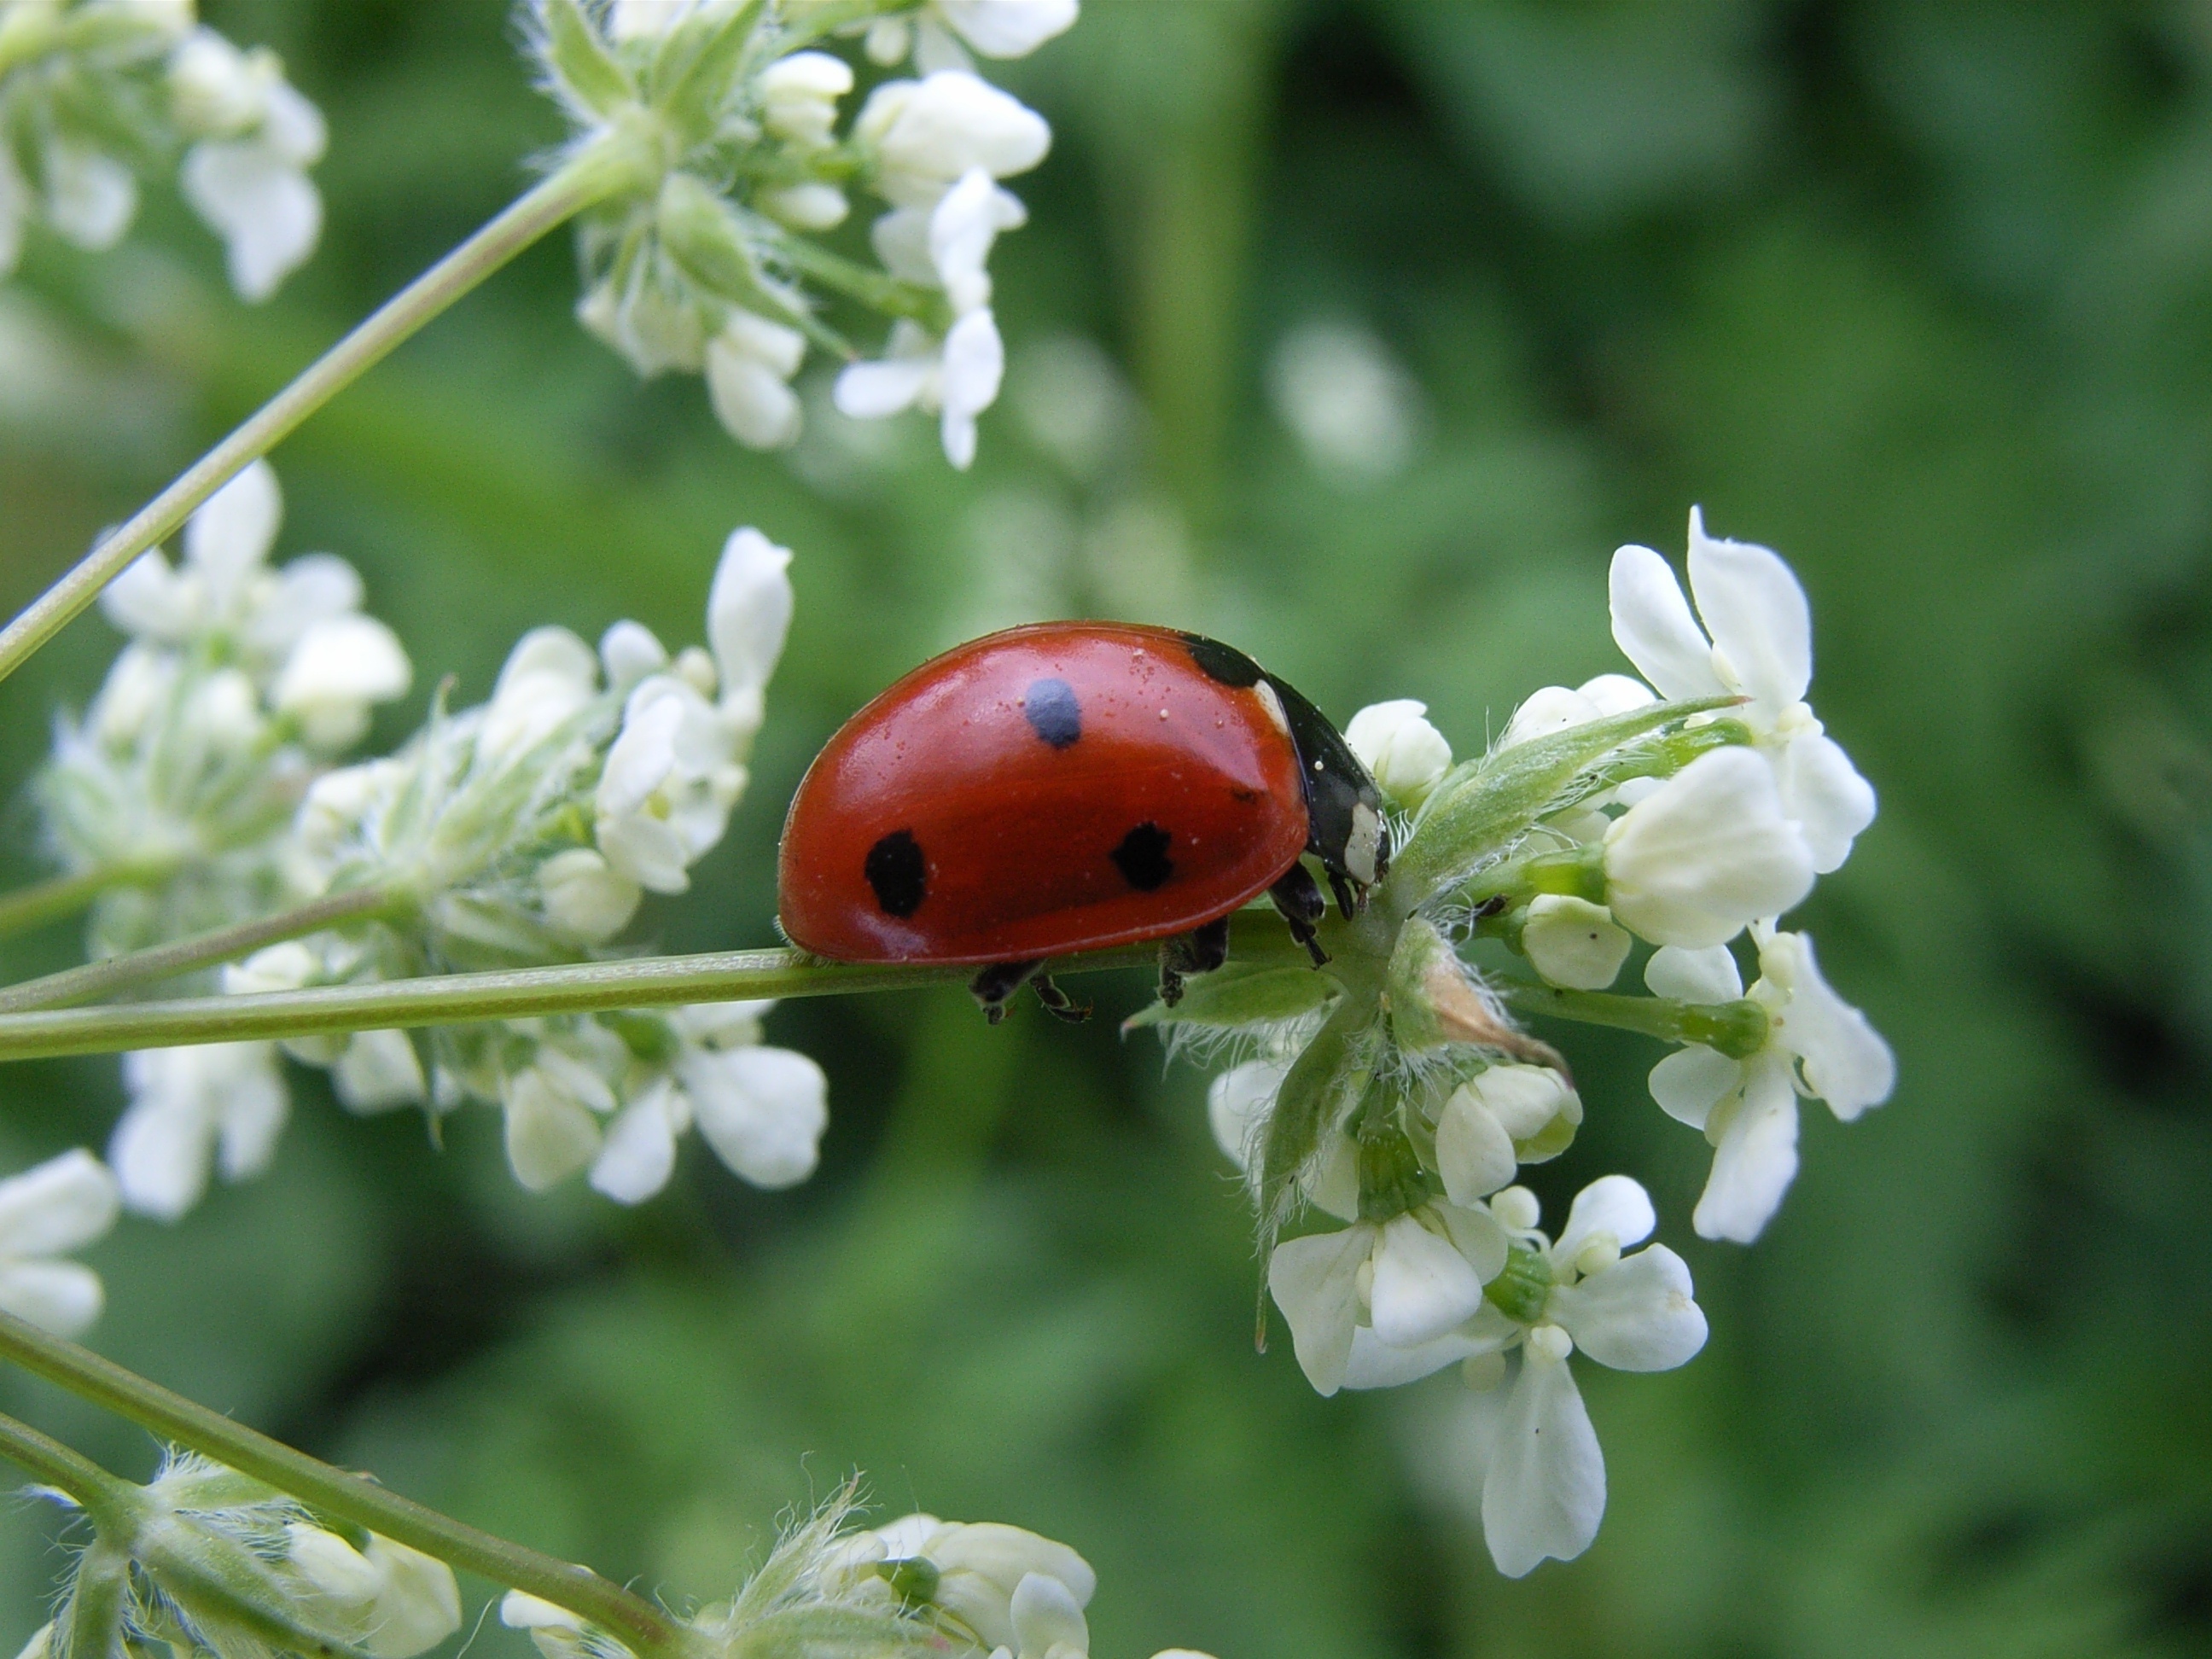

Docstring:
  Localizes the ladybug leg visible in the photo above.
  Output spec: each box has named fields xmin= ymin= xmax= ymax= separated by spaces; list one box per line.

xmin=1328 ymin=870 xmax=1366 ymax=921
xmin=1030 ymin=975 xmax=1091 ymax=1024
xmin=1157 ymin=916 xmax=1231 ymax=1006
xmin=1268 ymin=866 xmax=1331 ymax=969
xmin=969 ymin=958 xmax=1045 ymax=1024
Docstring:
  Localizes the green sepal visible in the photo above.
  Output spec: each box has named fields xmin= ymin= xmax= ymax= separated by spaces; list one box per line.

xmin=1122 ymin=961 xmax=1337 ymax=1032
xmin=1382 ymin=917 xmax=1455 ymax=1052
xmin=540 ymin=0 xmax=637 ymax=118
xmin=1255 ymin=997 xmax=1377 ymax=1244
xmin=652 ymin=0 xmax=766 ymax=147
xmin=1390 ymin=694 xmax=1741 ymax=907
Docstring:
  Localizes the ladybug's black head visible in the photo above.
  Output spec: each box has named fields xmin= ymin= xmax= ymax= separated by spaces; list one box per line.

xmin=1180 ymin=634 xmax=1391 ymax=915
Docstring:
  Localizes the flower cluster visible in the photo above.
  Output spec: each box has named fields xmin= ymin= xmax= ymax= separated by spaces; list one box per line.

xmin=0 ymin=0 xmax=324 ymax=299
xmin=531 ymin=0 xmax=1074 ymax=467
xmin=1148 ymin=511 xmax=1893 ymax=1575
xmin=38 ymin=460 xmax=411 ymax=960
xmin=504 ymin=1493 xmax=1211 ymax=1659
xmin=105 ymin=527 xmax=825 ymax=1216
xmin=30 ymin=1450 xmax=460 ymax=1659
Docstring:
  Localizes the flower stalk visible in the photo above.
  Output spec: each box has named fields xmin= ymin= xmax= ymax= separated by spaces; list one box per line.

xmin=0 ymin=1311 xmax=688 ymax=1659
xmin=0 ymin=132 xmax=657 ymax=690
xmin=0 ymin=859 xmax=183 ymax=943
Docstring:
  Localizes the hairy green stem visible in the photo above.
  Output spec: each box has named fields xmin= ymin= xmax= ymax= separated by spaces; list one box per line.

xmin=0 ymin=133 xmax=655 ymax=690
xmin=0 ymin=859 xmax=181 ymax=942
xmin=0 ymin=885 xmax=405 ymax=1015
xmin=0 ymin=1408 xmax=134 ymax=1526
xmin=0 ymin=925 xmax=1311 ymax=1061
xmin=0 ymin=1313 xmax=688 ymax=1657
xmin=1506 ymin=983 xmax=1770 ymax=1059
xmin=67 ymin=1535 xmax=130 ymax=1659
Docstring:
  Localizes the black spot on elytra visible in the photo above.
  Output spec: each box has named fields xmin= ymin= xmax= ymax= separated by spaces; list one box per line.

xmin=1023 ymin=677 xmax=1082 ymax=748
xmin=1181 ymin=633 xmax=1264 ymax=687
xmin=1111 ymin=822 xmax=1174 ymax=890
xmin=864 ymin=830 xmax=927 ymax=917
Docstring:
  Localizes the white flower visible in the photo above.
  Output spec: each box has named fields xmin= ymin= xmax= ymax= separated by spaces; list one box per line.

xmin=1610 ymin=509 xmax=1876 ymax=872
xmin=862 ymin=1516 xmax=1095 ymax=1652
xmin=331 ymin=1030 xmax=427 ymax=1114
xmin=676 ymin=1010 xmax=828 ymax=1190
xmin=0 ymin=1150 xmax=121 ymax=1337
xmin=499 ymin=1592 xmax=596 ymax=1659
xmin=931 ymin=0 xmax=1080 ymax=59
xmin=1433 ymin=1066 xmax=1580 ymax=1204
xmin=178 ymin=61 xmax=324 ymax=301
xmin=501 ymin=1050 xmax=615 ymax=1193
xmin=273 ymin=614 xmax=412 ymax=749
xmin=43 ymin=141 xmax=137 ymax=250
xmin=110 ymin=1042 xmax=288 ymax=1220
xmin=706 ymin=526 xmax=794 ymax=741
xmin=757 ymin=50 xmax=852 ymax=148
xmin=873 ymin=166 xmax=1028 ymax=318
xmin=1269 ymin=1203 xmax=1507 ymax=1397
xmin=478 ymin=626 xmax=600 ymax=762
xmin=595 ymin=678 xmax=745 ymax=894
xmin=1521 ymin=894 xmax=1632 ymax=990
xmin=1344 ymin=699 xmax=1451 ymax=805
xmin=1496 ymin=673 xmax=1656 ymax=748
xmin=1206 ymin=1060 xmax=1358 ymax=1217
xmin=537 ymin=847 xmax=643 ymax=945
xmin=278 ymin=1525 xmax=462 ymax=1659
xmin=1602 ymin=746 xmax=1815 ymax=947
xmin=1646 ymin=925 xmax=1895 ymax=1242
xmin=704 ymin=310 xmax=806 ymax=450
xmin=999 ymin=1571 xmax=1088 ymax=1659
xmin=835 ymin=311 xmax=1005 ymax=469
xmin=854 ymin=70 xmax=1050 ymax=209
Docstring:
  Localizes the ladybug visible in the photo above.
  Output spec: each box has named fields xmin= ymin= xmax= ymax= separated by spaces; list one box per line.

xmin=777 ymin=623 xmax=1390 ymax=1021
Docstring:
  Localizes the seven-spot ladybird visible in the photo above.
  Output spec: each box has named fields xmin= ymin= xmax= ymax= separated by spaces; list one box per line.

xmin=777 ymin=623 xmax=1390 ymax=1020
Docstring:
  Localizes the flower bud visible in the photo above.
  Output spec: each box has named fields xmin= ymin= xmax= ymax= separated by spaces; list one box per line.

xmin=705 ymin=311 xmax=806 ymax=450
xmin=923 ymin=1523 xmax=1094 ymax=1650
xmin=759 ymin=182 xmax=848 ymax=230
xmin=169 ymin=30 xmax=271 ymax=137
xmin=332 ymin=1030 xmax=427 ymax=1114
xmin=275 ymin=614 xmax=412 ymax=750
xmin=758 ymin=50 xmax=852 ymax=147
xmin=502 ymin=1066 xmax=606 ymax=1191
xmin=855 ymin=70 xmax=1051 ymax=207
xmin=538 ymin=847 xmax=643 ymax=944
xmin=936 ymin=0 xmax=1080 ymax=59
xmin=1344 ymin=698 xmax=1450 ymax=804
xmin=1520 ymin=894 xmax=1632 ymax=990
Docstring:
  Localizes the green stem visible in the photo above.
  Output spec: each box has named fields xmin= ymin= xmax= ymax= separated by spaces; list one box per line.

xmin=0 ymin=133 xmax=655 ymax=690
xmin=0 ymin=885 xmax=404 ymax=1016
xmin=0 ymin=859 xmax=181 ymax=942
xmin=0 ymin=1313 xmax=688 ymax=1658
xmin=1505 ymin=984 xmax=1770 ymax=1060
xmin=0 ymin=1409 xmax=134 ymax=1527
xmin=0 ymin=925 xmax=1311 ymax=1061
xmin=67 ymin=1536 xmax=130 ymax=1659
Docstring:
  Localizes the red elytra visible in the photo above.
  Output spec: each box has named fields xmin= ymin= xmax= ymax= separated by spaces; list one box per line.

xmin=777 ymin=623 xmax=1316 ymax=964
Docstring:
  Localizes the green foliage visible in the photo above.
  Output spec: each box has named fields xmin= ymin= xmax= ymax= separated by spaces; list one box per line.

xmin=1 ymin=0 xmax=2209 ymax=1654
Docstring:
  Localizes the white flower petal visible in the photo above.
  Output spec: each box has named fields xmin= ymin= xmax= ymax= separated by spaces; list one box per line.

xmin=1369 ymin=1214 xmax=1487 ymax=1349
xmin=1522 ymin=894 xmax=1631 ymax=991
xmin=1776 ymin=729 xmax=1877 ymax=874
xmin=538 ymin=847 xmax=643 ymax=945
xmin=276 ymin=615 xmax=412 ymax=744
xmin=835 ymin=355 xmax=936 ymax=419
xmin=1435 ymin=1089 xmax=1517 ymax=1205
xmin=1759 ymin=931 xmax=1895 ymax=1119
xmin=1008 ymin=1572 xmax=1086 ymax=1656
xmin=44 ymin=143 xmax=137 ymax=250
xmin=216 ymin=1056 xmax=289 ymax=1181
xmin=1497 ymin=685 xmax=1600 ymax=750
xmin=597 ymin=695 xmax=682 ymax=817
xmin=1603 ymin=748 xmax=1815 ymax=947
xmin=588 ymin=1090 xmax=682 ymax=1205
xmin=938 ymin=307 xmax=1004 ymax=468
xmin=1647 ymin=1045 xmax=1739 ymax=1131
xmin=685 ymin=1045 xmax=828 ymax=1189
xmin=1550 ymin=1245 xmax=1706 ymax=1372
xmin=1575 ymin=673 xmax=1657 ymax=717
xmin=0 ymin=1151 xmax=119 ymax=1259
xmin=109 ymin=1086 xmax=213 ymax=1223
xmin=1343 ymin=699 xmax=1451 ymax=801
xmin=1685 ymin=507 xmax=1812 ymax=716
xmin=1266 ymin=1225 xmax=1372 ymax=1397
xmin=1554 ymin=1174 xmax=1656 ymax=1262
xmin=185 ymin=457 xmax=283 ymax=585
xmin=936 ymin=0 xmax=1080 ymax=58
xmin=333 ymin=1031 xmax=425 ymax=1114
xmin=502 ymin=1071 xmax=603 ymax=1191
xmin=707 ymin=528 xmax=795 ymax=709
xmin=1609 ymin=543 xmax=1723 ymax=701
xmin=1205 ymin=1059 xmax=1282 ymax=1178
xmin=1644 ymin=943 xmax=1743 ymax=1004
xmin=356 ymin=1536 xmax=463 ymax=1659
xmin=705 ymin=346 xmax=802 ymax=450
xmin=1692 ymin=1057 xmax=1799 ymax=1243
xmin=1481 ymin=1342 xmax=1605 ymax=1577
xmin=0 ymin=1261 xmax=105 ymax=1338
xmin=180 ymin=140 xmax=321 ymax=302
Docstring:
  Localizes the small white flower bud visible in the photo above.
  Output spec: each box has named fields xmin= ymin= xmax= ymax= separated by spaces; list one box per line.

xmin=538 ymin=847 xmax=643 ymax=944
xmin=1572 ymin=1233 xmax=1621 ymax=1278
xmin=705 ymin=312 xmax=807 ymax=451
xmin=707 ymin=527 xmax=795 ymax=713
xmin=502 ymin=1068 xmax=605 ymax=1192
xmin=169 ymin=30 xmax=271 ymax=137
xmin=599 ymin=620 xmax=668 ymax=691
xmin=1343 ymin=698 xmax=1450 ymax=804
xmin=758 ymin=51 xmax=853 ymax=147
xmin=935 ymin=0 xmax=1080 ymax=59
xmin=864 ymin=17 xmax=911 ymax=65
xmin=1524 ymin=1322 xmax=1574 ymax=1364
xmin=333 ymin=1030 xmax=426 ymax=1114
xmin=223 ymin=940 xmax=317 ymax=995
xmin=276 ymin=614 xmax=412 ymax=749
xmin=1492 ymin=1185 xmax=1540 ymax=1233
xmin=609 ymin=0 xmax=701 ymax=39
xmin=0 ymin=1150 xmax=119 ymax=1339
xmin=760 ymin=183 xmax=849 ymax=230
xmin=1521 ymin=894 xmax=1632 ymax=990
xmin=855 ymin=71 xmax=1051 ymax=208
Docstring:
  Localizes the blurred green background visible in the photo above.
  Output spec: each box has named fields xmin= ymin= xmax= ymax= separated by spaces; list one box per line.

xmin=2 ymin=1 xmax=2209 ymax=1654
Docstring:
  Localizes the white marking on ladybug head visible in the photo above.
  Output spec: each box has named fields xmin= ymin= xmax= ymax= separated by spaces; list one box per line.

xmin=1252 ymin=679 xmax=1290 ymax=736
xmin=1346 ymin=802 xmax=1382 ymax=886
